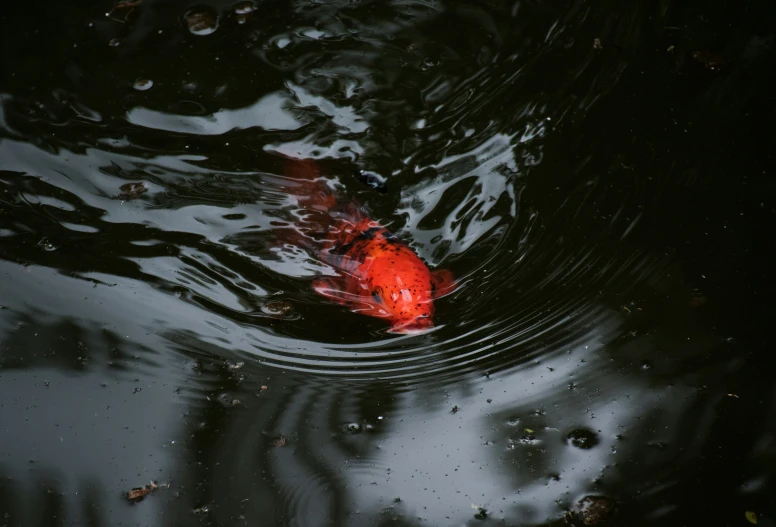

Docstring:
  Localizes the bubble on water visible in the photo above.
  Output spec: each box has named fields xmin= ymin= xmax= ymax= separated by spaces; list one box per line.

xmin=132 ymin=78 xmax=154 ymax=91
xmin=343 ymin=422 xmax=362 ymax=433
xmin=640 ymin=360 xmax=653 ymax=370
xmin=261 ymin=300 xmax=294 ymax=317
xmin=183 ymin=7 xmax=219 ymax=36
xmin=38 ymin=238 xmax=57 ymax=251
xmin=566 ymin=428 xmax=600 ymax=449
xmin=108 ymin=38 xmax=122 ymax=47
xmin=234 ymin=1 xmax=256 ymax=15
xmin=506 ymin=416 xmax=520 ymax=426
xmin=420 ymin=57 xmax=439 ymax=71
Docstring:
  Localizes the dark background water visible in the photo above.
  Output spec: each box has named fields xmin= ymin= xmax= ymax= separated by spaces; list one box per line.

xmin=1 ymin=0 xmax=775 ymax=525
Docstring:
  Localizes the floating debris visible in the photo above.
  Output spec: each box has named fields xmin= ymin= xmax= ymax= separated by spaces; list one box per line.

xmin=119 ymin=182 xmax=148 ymax=199
xmin=271 ymin=435 xmax=287 ymax=447
xmin=593 ymin=38 xmax=603 ymax=50
xmin=226 ymin=361 xmax=244 ymax=371
xmin=216 ymin=392 xmax=242 ymax=407
xmin=746 ymin=511 xmax=758 ymax=524
xmin=451 ymin=405 xmax=460 ymax=414
xmin=573 ymin=496 xmax=614 ymax=526
xmin=471 ymin=504 xmax=488 ymax=520
xmin=126 ymin=481 xmax=170 ymax=504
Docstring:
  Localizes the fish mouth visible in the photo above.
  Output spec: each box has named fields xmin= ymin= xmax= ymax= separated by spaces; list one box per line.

xmin=388 ymin=316 xmax=434 ymax=335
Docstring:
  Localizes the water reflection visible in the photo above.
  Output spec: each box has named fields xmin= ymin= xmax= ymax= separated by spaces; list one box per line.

xmin=2 ymin=0 xmax=775 ymax=525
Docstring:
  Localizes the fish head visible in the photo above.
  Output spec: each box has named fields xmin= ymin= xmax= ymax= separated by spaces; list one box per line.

xmin=368 ymin=259 xmax=436 ymax=334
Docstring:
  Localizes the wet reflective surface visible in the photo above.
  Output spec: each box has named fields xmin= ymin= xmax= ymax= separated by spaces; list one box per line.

xmin=1 ymin=0 xmax=775 ymax=525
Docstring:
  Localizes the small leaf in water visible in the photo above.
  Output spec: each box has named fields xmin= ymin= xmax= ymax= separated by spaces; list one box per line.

xmin=525 ymin=428 xmax=534 ymax=434
xmin=745 ymin=511 xmax=757 ymax=524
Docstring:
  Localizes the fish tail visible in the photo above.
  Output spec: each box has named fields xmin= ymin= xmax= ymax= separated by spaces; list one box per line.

xmin=283 ymin=157 xmax=337 ymax=213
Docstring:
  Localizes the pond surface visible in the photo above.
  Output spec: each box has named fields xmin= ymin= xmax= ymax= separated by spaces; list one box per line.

xmin=1 ymin=0 xmax=775 ymax=525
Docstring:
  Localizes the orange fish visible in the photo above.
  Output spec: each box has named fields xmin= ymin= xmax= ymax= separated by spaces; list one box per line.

xmin=283 ymin=157 xmax=456 ymax=334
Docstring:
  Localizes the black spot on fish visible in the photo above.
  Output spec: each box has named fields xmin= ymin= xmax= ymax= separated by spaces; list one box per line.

xmin=372 ymin=286 xmax=383 ymax=302
xmin=380 ymin=231 xmax=402 ymax=245
xmin=357 ymin=227 xmax=382 ymax=241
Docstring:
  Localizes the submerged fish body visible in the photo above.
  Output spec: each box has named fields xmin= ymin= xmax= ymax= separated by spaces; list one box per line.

xmin=283 ymin=158 xmax=455 ymax=334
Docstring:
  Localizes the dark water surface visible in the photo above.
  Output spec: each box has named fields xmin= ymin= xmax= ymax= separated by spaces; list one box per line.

xmin=2 ymin=0 xmax=775 ymax=525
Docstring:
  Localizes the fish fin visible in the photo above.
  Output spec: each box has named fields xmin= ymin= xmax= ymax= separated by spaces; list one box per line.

xmin=339 ymin=202 xmax=370 ymax=223
xmin=312 ymin=278 xmax=351 ymax=306
xmin=431 ymin=269 xmax=457 ymax=299
xmin=283 ymin=157 xmax=337 ymax=213
xmin=312 ymin=278 xmax=392 ymax=319
xmin=284 ymin=157 xmax=319 ymax=181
